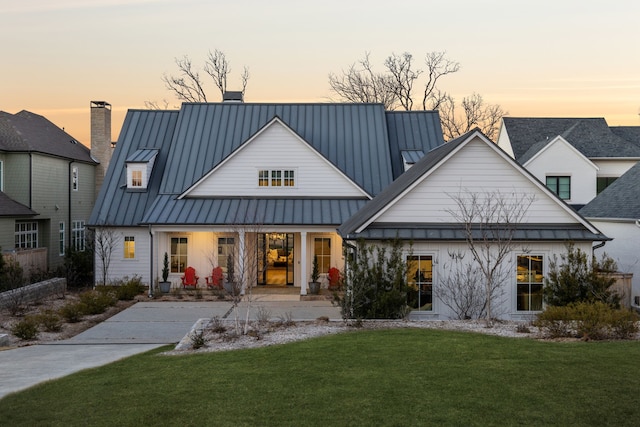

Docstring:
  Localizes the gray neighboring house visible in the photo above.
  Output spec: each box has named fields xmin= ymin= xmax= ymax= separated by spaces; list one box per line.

xmin=89 ymin=101 xmax=445 ymax=291
xmin=0 ymin=103 xmax=113 ymax=273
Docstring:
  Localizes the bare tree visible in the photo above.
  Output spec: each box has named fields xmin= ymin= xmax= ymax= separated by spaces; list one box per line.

xmin=446 ymin=189 xmax=535 ymax=324
xmin=93 ymin=226 xmax=121 ymax=287
xmin=329 ymin=51 xmax=506 ymax=140
xmin=160 ymin=49 xmax=250 ymax=103
xmin=437 ymin=249 xmax=486 ymax=319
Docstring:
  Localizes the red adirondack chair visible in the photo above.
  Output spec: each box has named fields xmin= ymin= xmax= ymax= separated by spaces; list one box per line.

xmin=205 ymin=266 xmax=224 ymax=290
xmin=181 ymin=266 xmax=199 ymax=289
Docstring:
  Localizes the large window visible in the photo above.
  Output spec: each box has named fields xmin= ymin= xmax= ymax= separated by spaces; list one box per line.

xmin=546 ymin=176 xmax=570 ymax=200
xmin=15 ymin=221 xmax=38 ymax=249
xmin=258 ymin=169 xmax=296 ymax=187
xmin=170 ymin=237 xmax=188 ymax=273
xmin=72 ymin=220 xmax=85 ymax=251
xmin=124 ymin=236 xmax=135 ymax=259
xmin=59 ymin=222 xmax=65 ymax=256
xmin=516 ymin=255 xmax=544 ymax=311
xmin=407 ymin=255 xmax=433 ymax=311
xmin=314 ymin=237 xmax=331 ymax=274
xmin=218 ymin=237 xmax=235 ymax=274
xmin=596 ymin=176 xmax=617 ymax=194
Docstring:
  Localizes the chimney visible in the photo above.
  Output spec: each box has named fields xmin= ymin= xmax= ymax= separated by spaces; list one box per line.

xmin=222 ymin=91 xmax=244 ymax=103
xmin=90 ymin=101 xmax=112 ymax=200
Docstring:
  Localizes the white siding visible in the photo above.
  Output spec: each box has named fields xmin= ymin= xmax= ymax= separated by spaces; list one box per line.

xmin=376 ymin=139 xmax=578 ymax=224
xmin=188 ymin=122 xmax=366 ymax=197
xmin=496 ymin=124 xmax=514 ymax=157
xmin=525 ymin=139 xmax=598 ymax=205
xmin=592 ymin=159 xmax=637 ymax=177
xmin=96 ymin=228 xmax=150 ymax=285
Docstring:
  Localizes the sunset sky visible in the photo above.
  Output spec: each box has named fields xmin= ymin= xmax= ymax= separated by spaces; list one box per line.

xmin=2 ymin=0 xmax=639 ymax=146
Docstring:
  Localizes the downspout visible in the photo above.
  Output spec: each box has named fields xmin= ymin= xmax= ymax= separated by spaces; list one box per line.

xmin=68 ymin=161 xmax=73 ymax=253
xmin=148 ymin=224 xmax=154 ymax=298
xmin=29 ymin=153 xmax=33 ymax=208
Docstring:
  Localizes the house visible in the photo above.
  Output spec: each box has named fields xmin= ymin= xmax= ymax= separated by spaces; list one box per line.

xmin=580 ymin=161 xmax=640 ymax=307
xmin=0 ymin=103 xmax=112 ymax=273
xmin=88 ymin=102 xmax=445 ymax=290
xmin=339 ymin=129 xmax=608 ymax=320
xmin=497 ymin=117 xmax=640 ymax=208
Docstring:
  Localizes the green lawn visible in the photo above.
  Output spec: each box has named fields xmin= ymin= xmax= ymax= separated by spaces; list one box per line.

xmin=1 ymin=329 xmax=639 ymax=426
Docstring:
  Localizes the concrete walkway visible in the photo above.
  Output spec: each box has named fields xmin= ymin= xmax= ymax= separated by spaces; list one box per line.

xmin=0 ymin=298 xmax=340 ymax=400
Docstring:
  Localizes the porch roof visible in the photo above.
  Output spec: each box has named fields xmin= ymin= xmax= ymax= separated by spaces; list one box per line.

xmin=141 ymin=196 xmax=368 ymax=226
xmin=341 ymin=223 xmax=610 ymax=242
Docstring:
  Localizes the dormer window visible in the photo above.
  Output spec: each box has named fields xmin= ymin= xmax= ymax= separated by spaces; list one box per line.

xmin=126 ymin=149 xmax=158 ymax=190
xmin=258 ymin=169 xmax=296 ymax=187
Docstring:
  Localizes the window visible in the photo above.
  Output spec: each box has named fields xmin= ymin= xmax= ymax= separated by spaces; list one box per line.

xmin=218 ymin=237 xmax=235 ymax=274
xmin=72 ymin=220 xmax=85 ymax=251
xmin=314 ymin=237 xmax=331 ymax=274
xmin=15 ymin=221 xmax=38 ymax=249
xmin=546 ymin=176 xmax=570 ymax=200
xmin=257 ymin=169 xmax=296 ymax=187
xmin=516 ymin=255 xmax=544 ymax=311
xmin=407 ymin=255 xmax=433 ymax=311
xmin=0 ymin=160 xmax=3 ymax=191
xmin=59 ymin=222 xmax=65 ymax=256
xmin=72 ymin=166 xmax=79 ymax=191
xmin=170 ymin=237 xmax=188 ymax=273
xmin=131 ymin=170 xmax=143 ymax=187
xmin=596 ymin=177 xmax=617 ymax=194
xmin=124 ymin=236 xmax=135 ymax=259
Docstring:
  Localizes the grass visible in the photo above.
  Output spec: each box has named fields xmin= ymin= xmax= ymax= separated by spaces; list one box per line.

xmin=1 ymin=328 xmax=639 ymax=426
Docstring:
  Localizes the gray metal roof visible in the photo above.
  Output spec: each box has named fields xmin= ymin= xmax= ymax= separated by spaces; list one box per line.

xmin=349 ymin=223 xmax=609 ymax=242
xmin=401 ymin=150 xmax=425 ymax=165
xmin=580 ymin=160 xmax=640 ymax=220
xmin=0 ymin=110 xmax=95 ymax=163
xmin=142 ymin=197 xmax=367 ymax=225
xmin=90 ymin=103 xmax=445 ymax=228
xmin=0 ymin=191 xmax=38 ymax=217
xmin=126 ymin=149 xmax=158 ymax=163
xmin=502 ymin=117 xmax=640 ymax=161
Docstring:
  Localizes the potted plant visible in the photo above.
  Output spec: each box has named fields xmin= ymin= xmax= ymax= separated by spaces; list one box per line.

xmin=159 ymin=252 xmax=171 ymax=293
xmin=327 ymin=267 xmax=341 ymax=290
xmin=308 ymin=255 xmax=321 ymax=295
xmin=223 ymin=255 xmax=237 ymax=295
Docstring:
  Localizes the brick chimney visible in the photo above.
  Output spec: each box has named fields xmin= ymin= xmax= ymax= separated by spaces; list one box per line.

xmin=90 ymin=101 xmax=113 ymax=199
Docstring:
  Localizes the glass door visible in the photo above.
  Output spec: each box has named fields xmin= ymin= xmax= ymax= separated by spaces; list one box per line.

xmin=258 ymin=233 xmax=294 ymax=286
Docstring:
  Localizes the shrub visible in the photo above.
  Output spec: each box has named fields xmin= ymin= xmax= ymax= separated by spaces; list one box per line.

xmin=106 ymin=276 xmax=145 ymax=300
xmin=36 ymin=309 xmax=62 ymax=332
xmin=535 ymin=306 xmax=572 ymax=338
xmin=190 ymin=330 xmax=206 ymax=349
xmin=609 ymin=308 xmax=639 ymax=339
xmin=59 ymin=302 xmax=85 ymax=323
xmin=63 ymin=247 xmax=94 ymax=288
xmin=79 ymin=290 xmax=116 ymax=315
xmin=11 ymin=316 xmax=39 ymax=340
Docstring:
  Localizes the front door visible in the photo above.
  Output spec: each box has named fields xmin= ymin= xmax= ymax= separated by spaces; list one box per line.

xmin=258 ymin=233 xmax=294 ymax=286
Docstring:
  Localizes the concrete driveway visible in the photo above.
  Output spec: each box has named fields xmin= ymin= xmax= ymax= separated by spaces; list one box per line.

xmin=0 ymin=298 xmax=340 ymax=399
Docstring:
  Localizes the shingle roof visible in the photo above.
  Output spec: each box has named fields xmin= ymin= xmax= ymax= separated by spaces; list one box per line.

xmin=502 ymin=117 xmax=640 ymax=161
xmin=0 ymin=191 xmax=38 ymax=217
xmin=580 ymin=161 xmax=640 ymax=220
xmin=609 ymin=126 xmax=640 ymax=147
xmin=0 ymin=110 xmax=95 ymax=163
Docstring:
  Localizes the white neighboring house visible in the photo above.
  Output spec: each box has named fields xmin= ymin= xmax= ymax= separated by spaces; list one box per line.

xmin=339 ymin=129 xmax=609 ymax=320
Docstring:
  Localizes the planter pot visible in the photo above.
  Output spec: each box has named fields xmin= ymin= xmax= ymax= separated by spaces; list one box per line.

xmin=159 ymin=281 xmax=171 ymax=293
xmin=224 ymin=280 xmax=237 ymax=295
xmin=308 ymin=281 xmax=321 ymax=295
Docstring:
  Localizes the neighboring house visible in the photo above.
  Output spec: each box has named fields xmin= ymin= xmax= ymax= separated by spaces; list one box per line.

xmin=89 ymin=102 xmax=445 ymax=289
xmin=339 ymin=129 xmax=608 ymax=320
xmin=497 ymin=118 xmax=640 ymax=208
xmin=0 ymin=103 xmax=113 ymax=273
xmin=580 ymin=162 xmax=640 ymax=306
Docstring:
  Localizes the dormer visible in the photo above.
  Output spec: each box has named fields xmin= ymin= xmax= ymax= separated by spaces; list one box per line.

xmin=126 ymin=149 xmax=158 ymax=190
xmin=401 ymin=150 xmax=425 ymax=171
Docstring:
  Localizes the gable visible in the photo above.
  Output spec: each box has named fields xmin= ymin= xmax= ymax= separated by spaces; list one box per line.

xmin=373 ymin=137 xmax=581 ymax=225
xmin=183 ymin=119 xmax=370 ymax=198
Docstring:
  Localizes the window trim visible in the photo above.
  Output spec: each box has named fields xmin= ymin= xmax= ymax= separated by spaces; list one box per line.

xmin=546 ymin=175 xmax=571 ymax=200
xmin=313 ymin=236 xmax=332 ymax=275
xmin=407 ymin=254 xmax=434 ymax=312
xmin=15 ymin=221 xmax=38 ymax=249
xmin=72 ymin=166 xmax=79 ymax=191
xmin=257 ymin=168 xmax=297 ymax=188
xmin=59 ymin=222 xmax=65 ymax=256
xmin=72 ymin=220 xmax=85 ymax=251
xmin=124 ymin=236 xmax=135 ymax=259
xmin=170 ymin=236 xmax=188 ymax=274
xmin=516 ymin=254 xmax=544 ymax=312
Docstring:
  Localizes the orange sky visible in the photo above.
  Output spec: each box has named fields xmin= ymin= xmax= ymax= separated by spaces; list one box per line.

xmin=2 ymin=1 xmax=639 ymax=147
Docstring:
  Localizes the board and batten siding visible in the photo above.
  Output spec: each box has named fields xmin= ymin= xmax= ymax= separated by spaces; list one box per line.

xmin=376 ymin=139 xmax=578 ymax=224
xmin=96 ymin=228 xmax=150 ymax=285
xmin=187 ymin=122 xmax=366 ymax=198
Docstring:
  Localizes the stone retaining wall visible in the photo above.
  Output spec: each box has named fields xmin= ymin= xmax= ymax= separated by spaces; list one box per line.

xmin=0 ymin=278 xmax=66 ymax=309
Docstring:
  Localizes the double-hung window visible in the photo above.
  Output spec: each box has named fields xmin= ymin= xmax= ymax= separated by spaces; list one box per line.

xmin=546 ymin=176 xmax=570 ymax=200
xmin=516 ymin=255 xmax=544 ymax=311
xmin=314 ymin=237 xmax=331 ymax=275
xmin=72 ymin=220 xmax=85 ymax=251
xmin=407 ymin=255 xmax=433 ymax=311
xmin=170 ymin=237 xmax=188 ymax=273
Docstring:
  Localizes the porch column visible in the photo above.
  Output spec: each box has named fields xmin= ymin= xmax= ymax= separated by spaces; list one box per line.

xmin=300 ymin=231 xmax=307 ymax=295
xmin=238 ymin=230 xmax=246 ymax=293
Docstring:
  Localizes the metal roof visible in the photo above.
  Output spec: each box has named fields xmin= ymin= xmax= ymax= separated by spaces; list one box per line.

xmin=502 ymin=117 xmax=640 ymax=161
xmin=401 ymin=150 xmax=424 ymax=165
xmin=142 ymin=197 xmax=368 ymax=225
xmin=126 ymin=149 xmax=158 ymax=163
xmin=348 ymin=223 xmax=609 ymax=242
